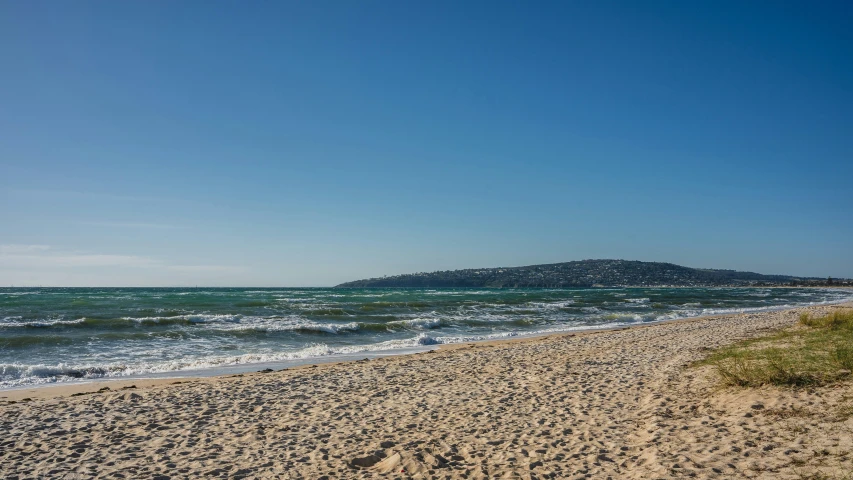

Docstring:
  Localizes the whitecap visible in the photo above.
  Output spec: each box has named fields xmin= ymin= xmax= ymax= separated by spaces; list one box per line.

xmin=0 ymin=318 xmax=86 ymax=328
xmin=390 ymin=317 xmax=443 ymax=329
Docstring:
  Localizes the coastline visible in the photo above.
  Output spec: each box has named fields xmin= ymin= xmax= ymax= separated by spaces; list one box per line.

xmin=3 ymin=298 xmax=852 ymax=402
xmin=4 ymin=286 xmax=851 ymax=394
xmin=3 ymin=302 xmax=852 ymax=478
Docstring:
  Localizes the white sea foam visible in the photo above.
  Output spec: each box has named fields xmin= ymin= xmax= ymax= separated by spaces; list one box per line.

xmin=143 ymin=315 xmax=366 ymax=334
xmin=119 ymin=314 xmax=244 ymax=324
xmin=390 ymin=317 xmax=443 ymax=329
xmin=221 ymin=319 xmax=362 ymax=334
xmin=0 ymin=318 xmax=86 ymax=328
xmin=528 ymin=300 xmax=575 ymax=309
xmin=445 ymin=311 xmax=519 ymax=324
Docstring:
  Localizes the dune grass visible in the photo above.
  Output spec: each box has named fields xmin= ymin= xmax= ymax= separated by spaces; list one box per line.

xmin=697 ymin=309 xmax=853 ymax=387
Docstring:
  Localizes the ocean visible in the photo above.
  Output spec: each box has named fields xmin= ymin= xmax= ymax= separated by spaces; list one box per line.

xmin=2 ymin=287 xmax=851 ymax=388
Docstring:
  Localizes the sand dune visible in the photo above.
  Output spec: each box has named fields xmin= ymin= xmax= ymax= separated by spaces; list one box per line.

xmin=2 ymin=303 xmax=852 ymax=479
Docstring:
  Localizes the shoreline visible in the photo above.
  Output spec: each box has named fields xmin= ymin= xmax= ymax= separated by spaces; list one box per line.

xmin=3 ymin=301 xmax=852 ymax=478
xmin=3 ymin=299 xmax=851 ymax=402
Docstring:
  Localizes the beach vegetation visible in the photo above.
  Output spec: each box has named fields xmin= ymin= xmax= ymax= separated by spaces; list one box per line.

xmin=697 ymin=309 xmax=853 ymax=387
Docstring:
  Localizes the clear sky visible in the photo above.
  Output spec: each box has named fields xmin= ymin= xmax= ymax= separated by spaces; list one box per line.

xmin=1 ymin=1 xmax=851 ymax=286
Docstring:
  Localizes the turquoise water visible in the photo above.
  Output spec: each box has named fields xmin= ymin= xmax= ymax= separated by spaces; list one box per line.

xmin=1 ymin=287 xmax=851 ymax=387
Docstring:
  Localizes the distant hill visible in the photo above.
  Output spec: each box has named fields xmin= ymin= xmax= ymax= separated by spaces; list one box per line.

xmin=336 ymin=260 xmax=843 ymax=288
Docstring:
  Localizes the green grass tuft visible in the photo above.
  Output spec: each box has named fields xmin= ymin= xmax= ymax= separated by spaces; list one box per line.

xmin=698 ymin=309 xmax=853 ymax=388
xmin=800 ymin=311 xmax=853 ymax=330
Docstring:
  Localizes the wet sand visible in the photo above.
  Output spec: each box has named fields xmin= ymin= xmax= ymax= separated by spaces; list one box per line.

xmin=2 ymin=303 xmax=852 ymax=479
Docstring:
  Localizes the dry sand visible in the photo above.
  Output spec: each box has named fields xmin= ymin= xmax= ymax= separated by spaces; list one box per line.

xmin=2 ymin=303 xmax=852 ymax=479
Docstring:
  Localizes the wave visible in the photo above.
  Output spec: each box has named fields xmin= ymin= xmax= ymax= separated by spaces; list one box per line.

xmin=388 ymin=317 xmax=443 ymax=329
xmin=0 ymin=314 xmax=248 ymax=329
xmin=1 ymin=364 xmax=117 ymax=383
xmin=245 ymin=320 xmax=362 ymax=335
xmin=301 ymin=307 xmax=352 ymax=316
xmin=527 ymin=300 xmax=575 ymax=309
xmin=0 ymin=318 xmax=87 ymax=328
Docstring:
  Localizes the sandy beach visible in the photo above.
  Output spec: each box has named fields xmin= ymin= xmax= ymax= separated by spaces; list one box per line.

xmin=2 ymin=303 xmax=852 ymax=479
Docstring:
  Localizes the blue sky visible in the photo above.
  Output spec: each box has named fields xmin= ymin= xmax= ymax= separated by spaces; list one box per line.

xmin=1 ymin=1 xmax=851 ymax=286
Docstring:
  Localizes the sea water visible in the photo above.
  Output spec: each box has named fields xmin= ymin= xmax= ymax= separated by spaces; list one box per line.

xmin=2 ymin=287 xmax=851 ymax=388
